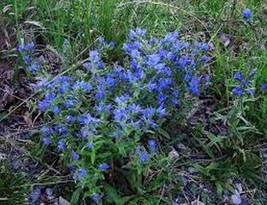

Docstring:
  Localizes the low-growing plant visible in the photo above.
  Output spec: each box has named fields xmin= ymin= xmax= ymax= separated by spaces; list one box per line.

xmin=22 ymin=28 xmax=211 ymax=203
xmin=0 ymin=161 xmax=29 ymax=205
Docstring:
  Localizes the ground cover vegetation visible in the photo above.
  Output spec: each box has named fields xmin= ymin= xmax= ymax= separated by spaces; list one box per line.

xmin=0 ymin=0 xmax=266 ymax=204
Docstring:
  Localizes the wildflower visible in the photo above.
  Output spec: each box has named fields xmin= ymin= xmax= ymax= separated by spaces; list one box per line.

xmin=158 ymin=93 xmax=167 ymax=105
xmin=28 ymin=63 xmax=39 ymax=72
xmin=26 ymin=41 xmax=35 ymax=51
xmin=64 ymin=100 xmax=74 ymax=108
xmin=242 ymin=8 xmax=252 ymax=20
xmin=66 ymin=115 xmax=75 ymax=123
xmin=95 ymin=92 xmax=104 ymax=100
xmin=83 ymin=62 xmax=91 ymax=71
xmin=18 ymin=43 xmax=25 ymax=53
xmin=58 ymin=82 xmax=70 ymax=93
xmin=201 ymin=55 xmax=210 ymax=63
xmin=234 ymin=72 xmax=243 ymax=81
xmin=43 ymin=137 xmax=51 ymax=146
xmin=261 ymin=83 xmax=267 ymax=90
xmin=203 ymin=74 xmax=210 ymax=88
xmin=52 ymin=106 xmax=60 ymax=114
xmin=92 ymin=193 xmax=101 ymax=202
xmin=23 ymin=55 xmax=33 ymax=64
xmin=201 ymin=43 xmax=209 ymax=51
xmin=233 ymin=86 xmax=243 ymax=96
xmin=86 ymin=142 xmax=94 ymax=149
xmin=89 ymin=50 xmax=100 ymax=60
xmin=188 ymin=77 xmax=200 ymax=96
xmin=147 ymin=54 xmax=161 ymax=66
xmin=41 ymin=126 xmax=52 ymax=135
xmin=74 ymin=81 xmax=92 ymax=92
xmin=55 ymin=125 xmax=67 ymax=135
xmin=29 ymin=187 xmax=41 ymax=202
xmin=38 ymin=100 xmax=51 ymax=111
xmin=139 ymin=151 xmax=149 ymax=163
xmin=98 ymin=163 xmax=110 ymax=171
xmin=80 ymin=127 xmax=89 ymax=138
xmin=96 ymin=102 xmax=112 ymax=114
xmin=97 ymin=36 xmax=105 ymax=45
xmin=142 ymin=107 xmax=155 ymax=119
xmin=72 ymin=151 xmax=79 ymax=161
xmin=109 ymin=41 xmax=115 ymax=49
xmin=148 ymin=139 xmax=157 ymax=154
xmin=73 ymin=168 xmax=87 ymax=180
xmin=156 ymin=106 xmax=166 ymax=117
xmin=129 ymin=28 xmax=146 ymax=40
xmin=57 ymin=139 xmax=66 ymax=151
xmin=248 ymin=88 xmax=255 ymax=96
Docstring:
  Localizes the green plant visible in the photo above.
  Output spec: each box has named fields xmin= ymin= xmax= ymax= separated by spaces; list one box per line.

xmin=0 ymin=161 xmax=29 ymax=205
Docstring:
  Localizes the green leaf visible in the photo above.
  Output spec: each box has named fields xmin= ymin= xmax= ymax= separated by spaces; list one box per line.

xmin=103 ymin=183 xmax=121 ymax=204
xmin=119 ymin=196 xmax=135 ymax=205
xmin=157 ymin=127 xmax=170 ymax=139
xmin=215 ymin=182 xmax=223 ymax=196
xmin=70 ymin=187 xmax=82 ymax=205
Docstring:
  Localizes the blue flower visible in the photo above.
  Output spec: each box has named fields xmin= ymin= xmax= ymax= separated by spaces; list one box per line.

xmin=140 ymin=151 xmax=149 ymax=163
xmin=242 ymin=8 xmax=252 ymax=20
xmin=233 ymin=86 xmax=243 ymax=96
xmin=248 ymin=88 xmax=255 ymax=96
xmin=188 ymin=77 xmax=200 ymax=96
xmin=57 ymin=139 xmax=66 ymax=151
xmin=66 ymin=115 xmax=75 ymax=123
xmin=201 ymin=55 xmax=210 ymax=63
xmin=92 ymin=193 xmax=101 ymax=202
xmin=29 ymin=187 xmax=41 ymax=202
xmin=86 ymin=142 xmax=94 ymax=149
xmin=95 ymin=92 xmax=104 ymax=100
xmin=72 ymin=151 xmax=79 ymax=161
xmin=83 ymin=62 xmax=91 ymax=71
xmin=52 ymin=106 xmax=60 ymax=114
xmin=73 ymin=168 xmax=87 ymax=180
xmin=74 ymin=81 xmax=92 ymax=92
xmin=147 ymin=54 xmax=161 ymax=66
xmin=96 ymin=102 xmax=112 ymax=114
xmin=129 ymin=28 xmax=146 ymax=40
xmin=23 ymin=55 xmax=32 ymax=64
xmin=28 ymin=63 xmax=39 ymax=72
xmin=234 ymin=72 xmax=243 ymax=81
xmin=26 ymin=41 xmax=35 ymax=51
xmin=97 ymin=36 xmax=105 ymax=45
xmin=136 ymin=146 xmax=149 ymax=163
xmin=64 ymin=100 xmax=74 ymax=108
xmin=80 ymin=127 xmax=88 ymax=138
xmin=42 ymin=137 xmax=51 ymax=146
xmin=158 ymin=93 xmax=167 ymax=105
xmin=58 ymin=82 xmax=70 ymax=93
xmin=55 ymin=125 xmax=67 ymax=135
xmin=89 ymin=50 xmax=101 ymax=62
xmin=261 ymin=83 xmax=267 ymax=90
xmin=18 ymin=43 xmax=25 ymax=53
xmin=109 ymin=41 xmax=115 ymax=49
xmin=148 ymin=139 xmax=157 ymax=154
xmin=98 ymin=163 xmax=110 ymax=171
xmin=156 ymin=106 xmax=166 ymax=117
xmin=38 ymin=99 xmax=51 ymax=112
xmin=41 ymin=126 xmax=52 ymax=135
xmin=142 ymin=107 xmax=155 ymax=119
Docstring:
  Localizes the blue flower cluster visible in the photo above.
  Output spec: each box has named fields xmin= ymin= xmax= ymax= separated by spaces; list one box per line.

xmin=35 ymin=28 xmax=210 ymax=202
xmin=232 ymin=70 xmax=256 ymax=96
xmin=18 ymin=40 xmax=39 ymax=72
xmin=136 ymin=139 xmax=157 ymax=163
